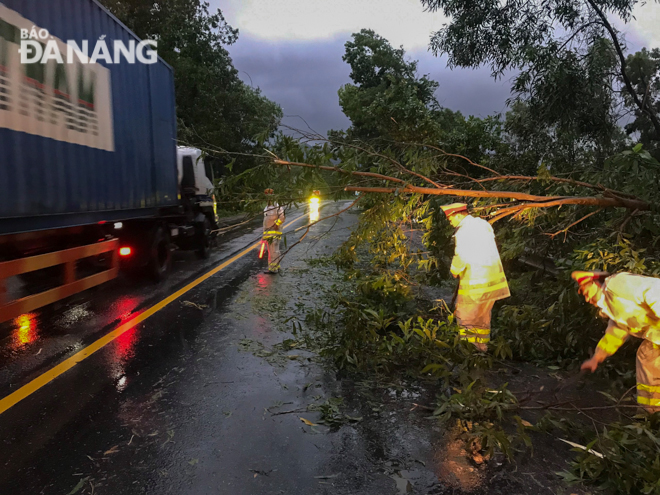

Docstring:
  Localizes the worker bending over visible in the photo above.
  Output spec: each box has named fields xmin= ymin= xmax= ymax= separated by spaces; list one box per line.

xmin=442 ymin=203 xmax=510 ymax=351
xmin=574 ymin=271 xmax=660 ymax=411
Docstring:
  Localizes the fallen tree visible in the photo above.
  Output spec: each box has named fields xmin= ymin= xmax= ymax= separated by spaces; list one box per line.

xmin=272 ymin=147 xmax=653 ymax=230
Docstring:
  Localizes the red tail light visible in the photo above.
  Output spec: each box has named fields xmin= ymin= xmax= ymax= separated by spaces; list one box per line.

xmin=119 ymin=247 xmax=132 ymax=257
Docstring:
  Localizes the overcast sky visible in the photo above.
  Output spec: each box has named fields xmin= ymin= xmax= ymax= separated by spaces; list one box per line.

xmin=212 ymin=0 xmax=660 ymax=136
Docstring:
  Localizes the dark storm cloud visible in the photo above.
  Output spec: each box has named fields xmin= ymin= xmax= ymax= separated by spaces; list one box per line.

xmin=416 ymin=54 xmax=514 ymax=118
xmin=228 ymin=35 xmax=352 ymax=135
xmin=227 ymin=34 xmax=514 ymax=136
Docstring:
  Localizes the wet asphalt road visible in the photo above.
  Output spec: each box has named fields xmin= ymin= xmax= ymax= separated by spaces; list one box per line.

xmin=0 ymin=202 xmax=357 ymax=495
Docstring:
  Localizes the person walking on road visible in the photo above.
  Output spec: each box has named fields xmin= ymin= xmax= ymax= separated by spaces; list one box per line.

xmin=263 ymin=189 xmax=285 ymax=274
xmin=442 ymin=203 xmax=510 ymax=351
xmin=573 ymin=270 xmax=660 ymax=411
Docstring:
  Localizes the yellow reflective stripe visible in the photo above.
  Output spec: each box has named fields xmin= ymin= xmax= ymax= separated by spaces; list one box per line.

xmin=459 ymin=280 xmax=508 ymax=296
xmin=264 ymin=231 xmax=282 ymax=235
xmin=637 ymin=396 xmax=660 ymax=406
xmin=597 ymin=334 xmax=625 ymax=355
xmin=459 ymin=328 xmax=490 ymax=336
xmin=462 ymin=336 xmax=490 ymax=344
xmin=275 ymin=219 xmax=283 ymax=226
xmin=461 ymin=276 xmax=507 ymax=289
xmin=637 ymin=383 xmax=660 ymax=394
xmin=596 ymin=341 xmax=619 ymax=355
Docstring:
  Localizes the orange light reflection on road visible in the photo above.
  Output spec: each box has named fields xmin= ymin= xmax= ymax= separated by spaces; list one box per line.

xmin=13 ymin=313 xmax=38 ymax=348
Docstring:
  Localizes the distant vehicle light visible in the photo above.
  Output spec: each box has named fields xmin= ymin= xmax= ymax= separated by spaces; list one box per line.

xmin=114 ymin=222 xmax=123 ymax=230
xmin=310 ymin=197 xmax=320 ymax=205
xmin=119 ymin=247 xmax=132 ymax=257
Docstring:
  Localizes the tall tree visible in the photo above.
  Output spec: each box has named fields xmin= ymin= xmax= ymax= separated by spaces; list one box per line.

xmin=100 ymin=0 xmax=282 ymax=171
xmin=420 ymin=0 xmax=660 ymax=140
xmin=338 ymin=29 xmax=441 ymax=142
xmin=623 ymin=48 xmax=660 ymax=158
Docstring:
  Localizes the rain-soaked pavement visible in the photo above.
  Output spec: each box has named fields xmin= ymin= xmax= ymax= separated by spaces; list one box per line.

xmin=0 ymin=202 xmax=579 ymax=495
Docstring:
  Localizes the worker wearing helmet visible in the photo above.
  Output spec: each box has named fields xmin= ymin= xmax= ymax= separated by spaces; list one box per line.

xmin=573 ymin=271 xmax=660 ymax=411
xmin=263 ymin=189 xmax=285 ymax=273
xmin=442 ymin=203 xmax=510 ymax=351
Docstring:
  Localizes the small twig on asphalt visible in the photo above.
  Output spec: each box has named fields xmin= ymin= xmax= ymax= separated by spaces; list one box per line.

xmin=271 ymin=408 xmax=309 ymax=416
xmin=410 ymin=403 xmax=435 ymax=411
xmin=250 ymin=469 xmax=274 ymax=476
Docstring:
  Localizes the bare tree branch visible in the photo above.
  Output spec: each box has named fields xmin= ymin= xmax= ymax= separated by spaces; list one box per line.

xmin=273 ymin=159 xmax=409 ymax=185
xmin=276 ymin=196 xmax=362 ymax=263
xmin=547 ymin=208 xmax=603 ymax=240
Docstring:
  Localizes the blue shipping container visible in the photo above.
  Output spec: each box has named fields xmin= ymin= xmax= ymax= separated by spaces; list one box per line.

xmin=0 ymin=0 xmax=178 ymax=235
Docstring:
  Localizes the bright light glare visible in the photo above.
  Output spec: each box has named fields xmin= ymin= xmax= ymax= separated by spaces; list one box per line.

xmin=119 ymin=247 xmax=132 ymax=257
xmin=15 ymin=314 xmax=37 ymax=345
xmin=310 ymin=197 xmax=320 ymax=205
xmin=114 ymin=222 xmax=123 ymax=229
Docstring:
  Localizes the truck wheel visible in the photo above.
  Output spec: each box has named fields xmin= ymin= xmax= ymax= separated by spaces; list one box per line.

xmin=196 ymin=217 xmax=212 ymax=259
xmin=149 ymin=227 xmax=171 ymax=282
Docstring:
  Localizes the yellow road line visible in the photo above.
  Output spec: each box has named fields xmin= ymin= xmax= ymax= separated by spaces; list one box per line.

xmin=0 ymin=214 xmax=308 ymax=416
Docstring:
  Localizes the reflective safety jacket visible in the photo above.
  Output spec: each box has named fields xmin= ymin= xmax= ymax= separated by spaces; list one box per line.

xmin=263 ymin=202 xmax=285 ymax=234
xmin=595 ymin=273 xmax=660 ymax=356
xmin=450 ymin=215 xmax=510 ymax=305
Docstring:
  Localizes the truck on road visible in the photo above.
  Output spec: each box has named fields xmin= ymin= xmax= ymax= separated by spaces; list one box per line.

xmin=0 ymin=0 xmax=218 ymax=323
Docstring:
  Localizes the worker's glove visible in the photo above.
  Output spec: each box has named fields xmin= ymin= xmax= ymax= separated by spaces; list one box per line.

xmin=580 ymin=358 xmax=599 ymax=373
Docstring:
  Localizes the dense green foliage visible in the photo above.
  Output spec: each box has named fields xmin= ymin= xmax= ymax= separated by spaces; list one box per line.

xmin=420 ymin=0 xmax=660 ymax=146
xmin=624 ymin=48 xmax=660 ymax=159
xmin=100 ymin=0 xmax=282 ymax=173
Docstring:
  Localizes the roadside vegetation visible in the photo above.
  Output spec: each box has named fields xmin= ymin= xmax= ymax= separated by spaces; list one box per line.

xmin=252 ymin=5 xmax=658 ymax=491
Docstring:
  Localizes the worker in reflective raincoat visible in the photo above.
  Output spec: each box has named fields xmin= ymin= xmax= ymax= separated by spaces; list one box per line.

xmin=573 ymin=271 xmax=660 ymax=411
xmin=442 ymin=203 xmax=510 ymax=351
xmin=263 ymin=189 xmax=285 ymax=273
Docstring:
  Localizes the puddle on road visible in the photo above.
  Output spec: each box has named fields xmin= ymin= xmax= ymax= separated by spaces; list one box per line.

xmin=390 ymin=471 xmax=413 ymax=494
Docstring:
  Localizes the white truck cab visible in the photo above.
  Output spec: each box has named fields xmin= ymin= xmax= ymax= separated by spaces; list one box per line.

xmin=177 ymin=146 xmax=215 ymax=196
